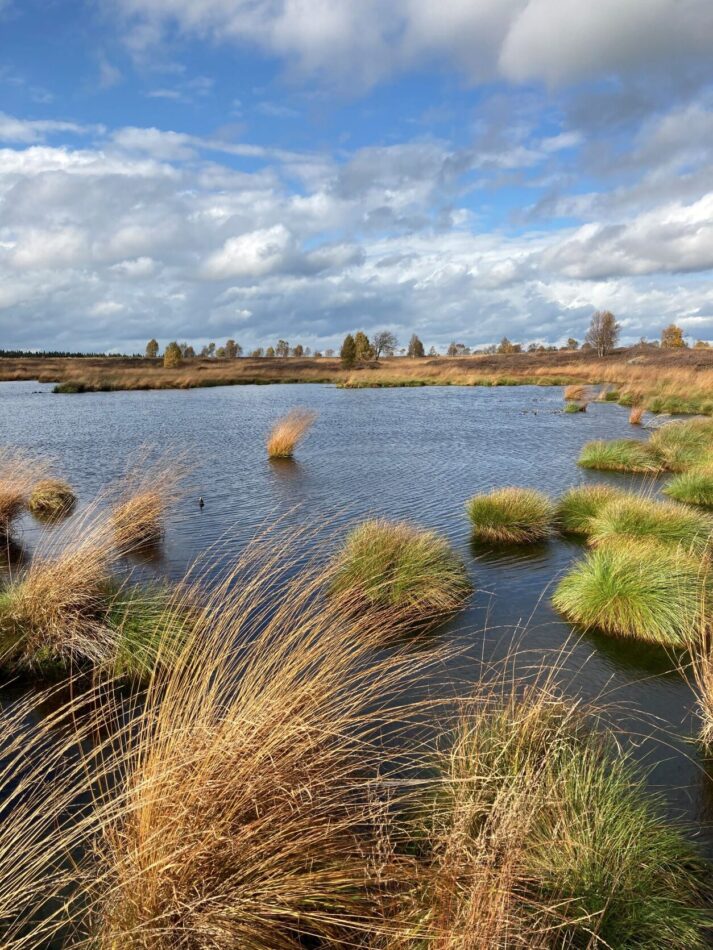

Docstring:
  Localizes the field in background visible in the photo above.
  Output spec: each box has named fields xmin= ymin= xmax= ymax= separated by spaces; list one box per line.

xmin=4 ymin=345 xmax=713 ymax=414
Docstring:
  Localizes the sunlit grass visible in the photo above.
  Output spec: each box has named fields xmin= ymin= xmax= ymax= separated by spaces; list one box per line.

xmin=648 ymin=419 xmax=713 ymax=472
xmin=27 ymin=478 xmax=76 ymax=521
xmin=557 ymin=483 xmax=626 ymax=536
xmin=578 ymin=439 xmax=662 ymax=473
xmin=587 ymin=494 xmax=713 ymax=556
xmin=665 ymin=465 xmax=713 ymax=507
xmin=466 ymin=487 xmax=555 ymax=544
xmin=266 ymin=408 xmax=317 ymax=458
xmin=0 ymin=450 xmax=39 ymax=536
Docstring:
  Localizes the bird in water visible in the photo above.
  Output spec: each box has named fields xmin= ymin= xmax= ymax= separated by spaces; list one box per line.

xmin=198 ymin=496 xmax=205 ymax=508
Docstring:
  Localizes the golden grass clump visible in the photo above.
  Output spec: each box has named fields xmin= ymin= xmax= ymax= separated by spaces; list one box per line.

xmin=629 ymin=405 xmax=645 ymax=425
xmin=0 ymin=450 xmax=39 ymax=535
xmin=563 ymin=383 xmax=586 ymax=401
xmin=27 ymin=477 xmax=76 ymax=520
xmin=266 ymin=408 xmax=317 ymax=458
xmin=689 ymin=626 xmax=713 ymax=750
xmin=330 ymin=518 xmax=471 ymax=627
xmin=419 ymin=683 xmax=710 ymax=948
xmin=91 ymin=540 xmax=434 ymax=949
xmin=466 ymin=487 xmax=555 ymax=544
xmin=110 ymin=458 xmax=185 ymax=552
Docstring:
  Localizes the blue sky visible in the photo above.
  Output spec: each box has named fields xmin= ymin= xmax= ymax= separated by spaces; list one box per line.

xmin=1 ymin=0 xmax=712 ymax=353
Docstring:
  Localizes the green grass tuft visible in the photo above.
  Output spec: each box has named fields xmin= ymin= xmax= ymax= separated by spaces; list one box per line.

xmin=648 ymin=419 xmax=713 ymax=472
xmin=578 ymin=439 xmax=662 ymax=473
xmin=664 ymin=465 xmax=713 ymax=507
xmin=588 ymin=494 xmax=713 ymax=556
xmin=27 ymin=478 xmax=76 ymax=520
xmin=564 ymin=401 xmax=586 ymax=413
xmin=331 ymin=519 xmax=471 ymax=626
xmin=552 ymin=541 xmax=706 ymax=646
xmin=466 ymin=487 xmax=555 ymax=544
xmin=557 ymin=484 xmax=626 ymax=536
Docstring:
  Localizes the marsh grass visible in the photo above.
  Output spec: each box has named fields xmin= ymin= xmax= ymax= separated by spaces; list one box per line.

xmin=0 ymin=450 xmax=40 ymax=535
xmin=564 ymin=400 xmax=586 ymax=413
xmin=90 ymin=538 xmax=442 ymax=949
xmin=578 ymin=438 xmax=662 ymax=473
xmin=629 ymin=405 xmax=645 ymax=425
xmin=111 ymin=457 xmax=186 ymax=552
xmin=648 ymin=419 xmax=713 ymax=472
xmin=419 ymin=685 xmax=710 ymax=948
xmin=587 ymin=495 xmax=713 ymax=556
xmin=556 ymin=484 xmax=626 ymax=536
xmin=266 ymin=408 xmax=317 ymax=458
xmin=27 ymin=478 xmax=76 ymax=521
xmin=563 ymin=384 xmax=586 ymax=401
xmin=552 ymin=541 xmax=706 ymax=646
xmin=466 ymin=487 xmax=555 ymax=544
xmin=665 ymin=465 xmax=713 ymax=507
xmin=330 ymin=518 xmax=471 ymax=627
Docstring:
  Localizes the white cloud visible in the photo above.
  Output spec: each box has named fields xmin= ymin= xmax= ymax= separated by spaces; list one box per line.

xmin=202 ymin=225 xmax=293 ymax=279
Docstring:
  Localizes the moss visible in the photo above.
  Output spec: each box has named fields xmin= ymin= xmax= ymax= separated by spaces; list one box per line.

xmin=578 ymin=439 xmax=662 ymax=473
xmin=331 ymin=519 xmax=471 ymax=626
xmin=466 ymin=487 xmax=555 ymax=544
xmin=556 ymin=484 xmax=626 ymax=536
xmin=552 ymin=540 xmax=705 ymax=646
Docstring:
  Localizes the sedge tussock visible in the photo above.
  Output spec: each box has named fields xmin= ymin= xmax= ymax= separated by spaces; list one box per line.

xmin=665 ymin=464 xmax=713 ymax=507
xmin=417 ymin=684 xmax=710 ymax=948
xmin=27 ymin=477 xmax=76 ymax=521
xmin=587 ymin=494 xmax=713 ymax=557
xmin=266 ymin=408 xmax=317 ymax=458
xmin=563 ymin=384 xmax=586 ymax=401
xmin=466 ymin=487 xmax=555 ymax=544
xmin=556 ymin=484 xmax=626 ymax=537
xmin=110 ymin=455 xmax=186 ymax=552
xmin=90 ymin=536 xmax=442 ymax=949
xmin=330 ymin=518 xmax=471 ymax=628
xmin=648 ymin=419 xmax=713 ymax=472
xmin=577 ymin=439 xmax=662 ymax=474
xmin=629 ymin=405 xmax=645 ymax=425
xmin=0 ymin=450 xmax=41 ymax=536
xmin=552 ymin=540 xmax=707 ymax=646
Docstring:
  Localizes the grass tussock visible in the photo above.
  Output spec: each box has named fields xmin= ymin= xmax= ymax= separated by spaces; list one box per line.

xmin=563 ymin=384 xmax=586 ymax=401
xmin=578 ymin=438 xmax=662 ymax=473
xmin=111 ymin=458 xmax=185 ymax=552
xmin=648 ymin=418 xmax=713 ymax=472
xmin=266 ymin=407 xmax=317 ymax=458
xmin=629 ymin=405 xmax=645 ymax=425
xmin=90 ymin=542 xmax=437 ymax=949
xmin=587 ymin=494 xmax=713 ymax=556
xmin=420 ymin=685 xmax=710 ymax=948
xmin=564 ymin=400 xmax=586 ymax=413
xmin=330 ymin=518 xmax=471 ymax=627
xmin=552 ymin=540 xmax=706 ymax=646
xmin=27 ymin=477 xmax=76 ymax=520
xmin=664 ymin=464 xmax=713 ymax=507
xmin=466 ymin=487 xmax=555 ymax=544
xmin=556 ymin=484 xmax=626 ymax=536
xmin=0 ymin=450 xmax=40 ymax=535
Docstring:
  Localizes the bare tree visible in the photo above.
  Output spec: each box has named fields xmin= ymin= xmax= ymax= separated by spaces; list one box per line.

xmin=371 ymin=331 xmax=398 ymax=360
xmin=585 ymin=311 xmax=620 ymax=357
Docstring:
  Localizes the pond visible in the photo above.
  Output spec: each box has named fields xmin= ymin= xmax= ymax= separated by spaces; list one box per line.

xmin=2 ymin=379 xmax=711 ymax=853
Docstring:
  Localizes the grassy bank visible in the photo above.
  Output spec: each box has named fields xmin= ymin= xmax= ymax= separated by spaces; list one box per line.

xmin=5 ymin=345 xmax=713 ymax=414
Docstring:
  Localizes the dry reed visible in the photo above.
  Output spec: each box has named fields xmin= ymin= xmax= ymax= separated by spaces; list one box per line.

xmin=27 ymin=477 xmax=76 ymax=520
xmin=110 ymin=456 xmax=186 ymax=552
xmin=629 ymin=405 xmax=645 ymax=425
xmin=266 ymin=408 xmax=317 ymax=458
xmin=0 ymin=450 xmax=40 ymax=535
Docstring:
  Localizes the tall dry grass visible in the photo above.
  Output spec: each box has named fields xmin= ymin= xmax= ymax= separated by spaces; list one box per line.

xmin=0 ymin=450 xmax=41 ymax=535
xmin=266 ymin=408 xmax=317 ymax=458
xmin=629 ymin=405 xmax=645 ymax=425
xmin=110 ymin=456 xmax=186 ymax=552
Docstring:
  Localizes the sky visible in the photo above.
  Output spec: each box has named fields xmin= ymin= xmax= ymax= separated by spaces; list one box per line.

xmin=1 ymin=0 xmax=712 ymax=354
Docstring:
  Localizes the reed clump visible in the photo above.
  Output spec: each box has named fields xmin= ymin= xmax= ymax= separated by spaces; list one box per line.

xmin=27 ymin=478 xmax=76 ymax=520
xmin=564 ymin=400 xmax=586 ymax=413
xmin=418 ymin=685 xmax=710 ymax=948
xmin=629 ymin=405 xmax=645 ymax=425
xmin=587 ymin=495 xmax=713 ymax=557
xmin=552 ymin=540 xmax=706 ymax=646
xmin=0 ymin=450 xmax=38 ymax=536
xmin=330 ymin=518 xmax=471 ymax=627
xmin=266 ymin=408 xmax=317 ymax=458
xmin=578 ymin=438 xmax=662 ymax=473
xmin=557 ymin=484 xmax=626 ymax=536
xmin=466 ymin=487 xmax=555 ymax=544
xmin=648 ymin=418 xmax=713 ymax=472
xmin=665 ymin=464 xmax=713 ymax=507
xmin=111 ymin=459 xmax=185 ymax=551
xmin=563 ymin=383 xmax=586 ymax=401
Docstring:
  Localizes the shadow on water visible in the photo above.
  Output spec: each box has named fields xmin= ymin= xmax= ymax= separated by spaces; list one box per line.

xmin=469 ymin=537 xmax=552 ymax=567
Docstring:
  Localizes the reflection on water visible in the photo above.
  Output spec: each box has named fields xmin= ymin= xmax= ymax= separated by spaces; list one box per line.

xmin=1 ymin=379 xmax=711 ymax=851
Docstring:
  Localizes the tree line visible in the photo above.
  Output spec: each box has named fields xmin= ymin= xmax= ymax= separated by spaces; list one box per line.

xmin=147 ymin=313 xmax=707 ymax=369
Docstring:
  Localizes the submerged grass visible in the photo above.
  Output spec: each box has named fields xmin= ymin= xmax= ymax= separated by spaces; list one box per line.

xmin=552 ymin=540 xmax=706 ymax=646
xmin=266 ymin=407 xmax=317 ymax=458
xmin=556 ymin=484 xmax=626 ymax=536
xmin=587 ymin=495 xmax=713 ymax=556
xmin=419 ymin=685 xmax=711 ymax=948
xmin=578 ymin=439 xmax=662 ymax=473
xmin=27 ymin=478 xmax=76 ymax=520
xmin=466 ymin=487 xmax=555 ymax=544
xmin=330 ymin=518 xmax=471 ymax=627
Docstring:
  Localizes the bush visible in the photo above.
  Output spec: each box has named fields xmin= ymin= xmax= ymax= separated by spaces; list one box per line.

xmin=556 ymin=484 xmax=626 ymax=536
xmin=552 ymin=541 xmax=706 ymax=646
xmin=587 ymin=495 xmax=713 ymax=556
xmin=466 ymin=488 xmax=555 ymax=544
xmin=331 ymin=519 xmax=470 ymax=627
xmin=578 ymin=439 xmax=661 ymax=473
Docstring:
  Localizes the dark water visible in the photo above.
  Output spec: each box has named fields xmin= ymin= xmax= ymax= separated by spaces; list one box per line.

xmin=2 ymin=379 xmax=711 ymax=853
